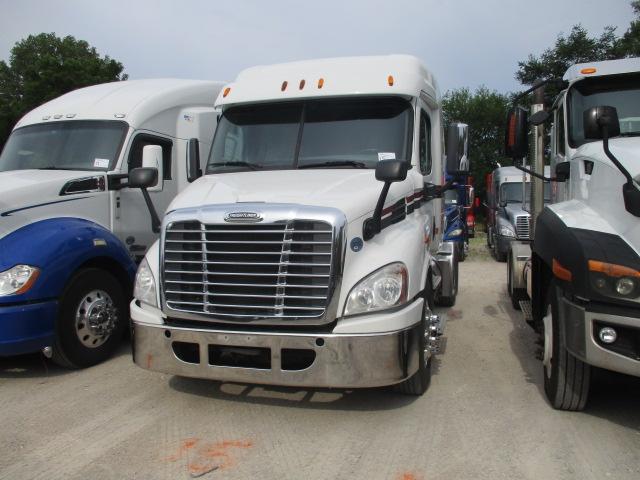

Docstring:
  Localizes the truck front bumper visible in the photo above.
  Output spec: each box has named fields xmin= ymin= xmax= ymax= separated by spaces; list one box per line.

xmin=131 ymin=300 xmax=425 ymax=388
xmin=0 ymin=300 xmax=57 ymax=356
xmin=560 ymin=296 xmax=640 ymax=377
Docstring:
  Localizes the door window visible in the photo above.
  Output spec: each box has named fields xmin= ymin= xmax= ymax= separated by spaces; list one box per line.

xmin=419 ymin=110 xmax=432 ymax=175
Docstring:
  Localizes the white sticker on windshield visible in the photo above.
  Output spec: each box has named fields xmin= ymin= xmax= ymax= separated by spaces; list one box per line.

xmin=378 ymin=152 xmax=396 ymax=161
xmin=94 ymin=158 xmax=110 ymax=168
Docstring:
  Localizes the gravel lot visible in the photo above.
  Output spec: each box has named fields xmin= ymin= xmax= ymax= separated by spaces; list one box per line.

xmin=1 ymin=249 xmax=639 ymax=480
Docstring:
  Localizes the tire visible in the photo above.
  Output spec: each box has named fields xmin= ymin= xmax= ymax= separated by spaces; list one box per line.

xmin=52 ymin=268 xmax=127 ymax=368
xmin=435 ymin=251 xmax=458 ymax=307
xmin=507 ymin=256 xmax=527 ymax=310
xmin=395 ymin=277 xmax=434 ymax=395
xmin=493 ymin=238 xmax=507 ymax=262
xmin=458 ymin=242 xmax=467 ymax=263
xmin=542 ymin=281 xmax=591 ymax=411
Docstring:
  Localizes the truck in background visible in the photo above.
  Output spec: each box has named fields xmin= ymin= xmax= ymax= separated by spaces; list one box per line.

xmin=0 ymin=79 xmax=224 ymax=367
xmin=131 ymin=55 xmax=468 ymax=395
xmin=486 ymin=166 xmax=550 ymax=262
xmin=505 ymin=57 xmax=640 ymax=410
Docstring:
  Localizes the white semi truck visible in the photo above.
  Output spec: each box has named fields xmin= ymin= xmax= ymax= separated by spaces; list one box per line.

xmin=506 ymin=58 xmax=640 ymax=410
xmin=131 ymin=55 xmax=468 ymax=395
xmin=0 ymin=79 xmax=224 ymax=367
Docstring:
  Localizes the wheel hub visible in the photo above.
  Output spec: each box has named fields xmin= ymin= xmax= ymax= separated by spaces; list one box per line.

xmin=75 ymin=290 xmax=118 ymax=348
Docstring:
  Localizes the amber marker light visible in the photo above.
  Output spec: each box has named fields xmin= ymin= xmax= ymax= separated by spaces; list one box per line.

xmin=222 ymin=87 xmax=231 ymax=98
xmin=388 ymin=75 xmax=394 ymax=86
xmin=281 ymin=81 xmax=288 ymax=92
xmin=317 ymin=78 xmax=324 ymax=89
xmin=588 ymin=260 xmax=640 ymax=278
xmin=581 ymin=67 xmax=597 ymax=75
xmin=299 ymin=79 xmax=306 ymax=90
xmin=552 ymin=259 xmax=573 ymax=282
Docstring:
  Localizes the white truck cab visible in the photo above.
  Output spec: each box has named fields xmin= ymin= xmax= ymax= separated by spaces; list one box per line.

xmin=131 ymin=55 xmax=469 ymax=395
xmin=506 ymin=57 xmax=640 ymax=410
xmin=0 ymin=79 xmax=224 ymax=367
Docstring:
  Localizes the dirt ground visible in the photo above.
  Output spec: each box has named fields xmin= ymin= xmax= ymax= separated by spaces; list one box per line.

xmin=1 ymin=240 xmax=639 ymax=480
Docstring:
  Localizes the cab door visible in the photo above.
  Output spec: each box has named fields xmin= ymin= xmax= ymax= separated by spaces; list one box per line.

xmin=417 ymin=102 xmax=442 ymax=255
xmin=114 ymin=132 xmax=179 ymax=261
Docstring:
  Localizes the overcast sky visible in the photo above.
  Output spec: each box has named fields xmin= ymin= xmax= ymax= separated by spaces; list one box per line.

xmin=0 ymin=0 xmax=636 ymax=94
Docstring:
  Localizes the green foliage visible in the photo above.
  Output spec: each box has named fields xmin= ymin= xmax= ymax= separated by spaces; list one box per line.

xmin=0 ymin=33 xmax=127 ymax=147
xmin=516 ymin=3 xmax=640 ymax=89
xmin=442 ymin=86 xmax=511 ymax=203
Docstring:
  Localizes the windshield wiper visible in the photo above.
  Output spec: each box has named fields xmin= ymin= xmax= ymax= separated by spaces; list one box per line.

xmin=37 ymin=166 xmax=86 ymax=170
xmin=298 ymin=160 xmax=367 ymax=169
xmin=619 ymin=132 xmax=640 ymax=137
xmin=208 ymin=161 xmax=263 ymax=171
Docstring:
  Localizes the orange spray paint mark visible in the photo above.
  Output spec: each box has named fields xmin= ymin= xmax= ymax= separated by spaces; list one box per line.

xmin=146 ymin=354 xmax=153 ymax=369
xmin=398 ymin=473 xmax=422 ymax=480
xmin=166 ymin=438 xmax=253 ymax=473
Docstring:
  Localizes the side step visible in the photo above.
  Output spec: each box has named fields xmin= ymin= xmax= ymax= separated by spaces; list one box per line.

xmin=426 ymin=313 xmax=446 ymax=355
xmin=519 ymin=300 xmax=533 ymax=323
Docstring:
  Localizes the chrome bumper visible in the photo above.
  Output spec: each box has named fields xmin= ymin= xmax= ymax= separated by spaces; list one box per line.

xmin=133 ymin=320 xmax=422 ymax=388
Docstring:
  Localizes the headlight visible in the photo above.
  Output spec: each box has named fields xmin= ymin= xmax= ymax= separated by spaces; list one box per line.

xmin=134 ymin=258 xmax=157 ymax=307
xmin=448 ymin=228 xmax=463 ymax=237
xmin=500 ymin=226 xmax=516 ymax=237
xmin=344 ymin=262 xmax=408 ymax=316
xmin=589 ymin=260 xmax=640 ymax=300
xmin=0 ymin=265 xmax=40 ymax=296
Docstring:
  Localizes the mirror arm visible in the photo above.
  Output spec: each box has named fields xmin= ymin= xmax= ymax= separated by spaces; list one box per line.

xmin=601 ymin=128 xmax=634 ymax=185
xmin=363 ymin=182 xmax=391 ymax=241
xmin=514 ymin=164 xmax=556 ymax=182
xmin=139 ymin=186 xmax=161 ymax=233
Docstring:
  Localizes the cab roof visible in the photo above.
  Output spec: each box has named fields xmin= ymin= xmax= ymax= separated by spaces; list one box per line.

xmin=563 ymin=57 xmax=640 ymax=83
xmin=15 ymin=79 xmax=226 ymax=130
xmin=216 ymin=55 xmax=440 ymax=107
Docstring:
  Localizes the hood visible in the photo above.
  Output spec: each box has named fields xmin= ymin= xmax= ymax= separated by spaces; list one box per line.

xmin=0 ymin=169 xmax=103 ymax=239
xmin=167 ymin=169 xmax=413 ymax=223
xmin=576 ymin=137 xmax=640 ymax=178
xmin=502 ymin=203 xmax=528 ymax=221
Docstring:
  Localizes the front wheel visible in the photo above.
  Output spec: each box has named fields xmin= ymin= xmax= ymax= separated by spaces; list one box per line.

xmin=52 ymin=269 xmax=127 ymax=368
xmin=507 ymin=256 xmax=527 ymax=310
xmin=395 ymin=278 xmax=434 ymax=395
xmin=542 ymin=281 xmax=591 ymax=410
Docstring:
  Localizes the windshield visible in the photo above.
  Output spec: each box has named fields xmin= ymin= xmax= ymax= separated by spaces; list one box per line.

xmin=568 ymin=73 xmax=640 ymax=147
xmin=0 ymin=121 xmax=127 ymax=172
xmin=207 ymin=97 xmax=413 ymax=172
xmin=500 ymin=182 xmax=551 ymax=204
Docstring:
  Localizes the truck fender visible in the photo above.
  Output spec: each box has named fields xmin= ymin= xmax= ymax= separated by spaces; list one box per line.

xmin=508 ymin=241 xmax=531 ymax=292
xmin=0 ymin=217 xmax=137 ymax=304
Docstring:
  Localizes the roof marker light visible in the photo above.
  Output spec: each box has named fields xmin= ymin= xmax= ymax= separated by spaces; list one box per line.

xmin=281 ymin=81 xmax=288 ymax=92
xmin=53 ymin=114 xmax=62 ymax=119
xmin=65 ymin=113 xmax=76 ymax=118
xmin=223 ymin=87 xmax=231 ymax=98
xmin=581 ymin=67 xmax=597 ymax=75
xmin=299 ymin=79 xmax=306 ymax=90
xmin=42 ymin=116 xmax=50 ymax=121
xmin=318 ymin=78 xmax=324 ymax=89
xmin=388 ymin=75 xmax=394 ymax=86
xmin=114 ymin=113 xmax=125 ymax=118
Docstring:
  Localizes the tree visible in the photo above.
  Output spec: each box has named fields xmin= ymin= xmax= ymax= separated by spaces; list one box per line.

xmin=0 ymin=33 xmax=127 ymax=147
xmin=442 ymin=86 xmax=511 ymax=205
xmin=516 ymin=2 xmax=640 ymax=88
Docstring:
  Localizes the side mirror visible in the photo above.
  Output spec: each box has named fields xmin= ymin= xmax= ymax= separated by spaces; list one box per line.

xmin=499 ymin=199 xmax=507 ymax=208
xmin=142 ymin=145 xmax=164 ymax=192
xmin=128 ymin=167 xmax=158 ymax=189
xmin=583 ymin=106 xmax=620 ymax=140
xmin=555 ymin=161 xmax=570 ymax=182
xmin=128 ymin=167 xmax=161 ymax=233
xmin=187 ymin=138 xmax=202 ymax=183
xmin=504 ymin=107 xmax=529 ymax=159
xmin=375 ymin=159 xmax=408 ymax=183
xmin=446 ymin=122 xmax=470 ymax=176
xmin=364 ymin=160 xmax=409 ymax=241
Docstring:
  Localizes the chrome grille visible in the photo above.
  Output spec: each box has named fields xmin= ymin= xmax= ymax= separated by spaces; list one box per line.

xmin=163 ymin=220 xmax=334 ymax=320
xmin=515 ymin=215 xmax=530 ymax=239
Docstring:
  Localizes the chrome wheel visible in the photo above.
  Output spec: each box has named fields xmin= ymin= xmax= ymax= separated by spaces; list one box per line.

xmin=75 ymin=289 xmax=118 ymax=348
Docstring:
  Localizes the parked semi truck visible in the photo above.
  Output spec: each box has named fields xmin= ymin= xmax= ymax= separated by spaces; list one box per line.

xmin=487 ymin=166 xmax=549 ymax=262
xmin=0 ymin=79 xmax=224 ymax=367
xmin=505 ymin=57 xmax=640 ymax=410
xmin=131 ymin=55 xmax=468 ymax=395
